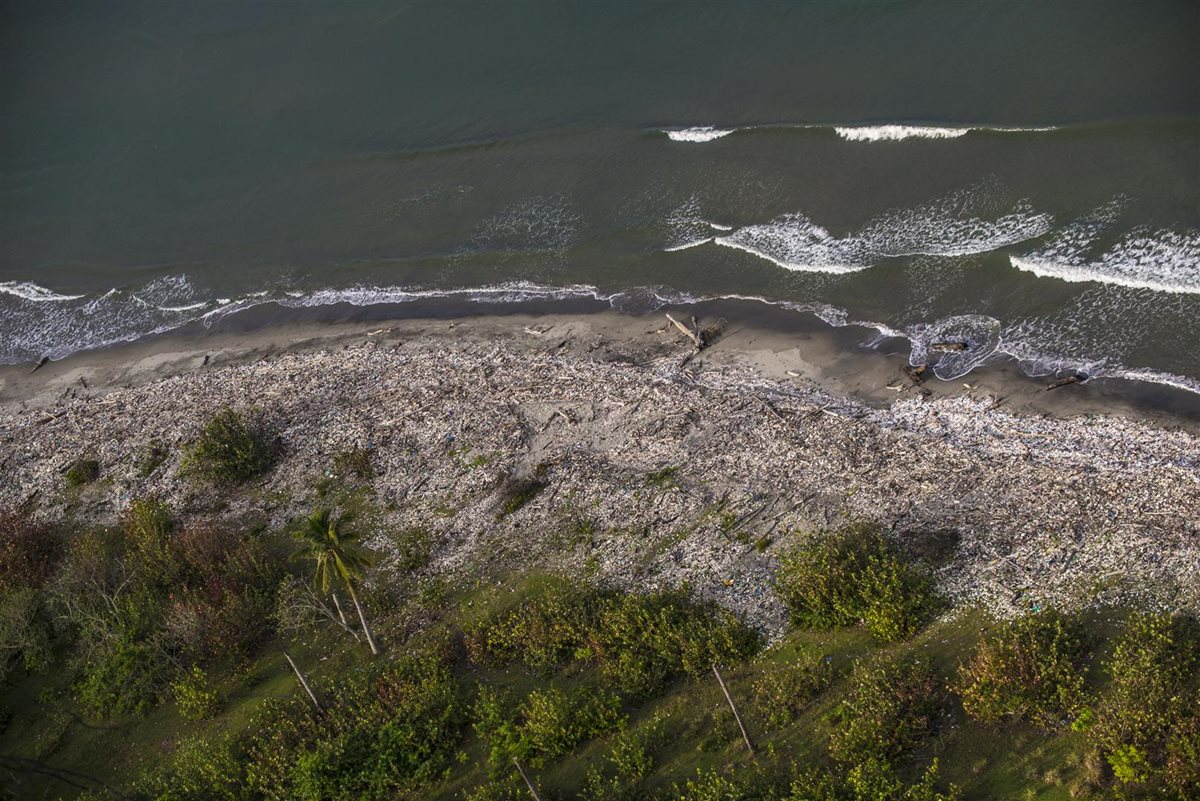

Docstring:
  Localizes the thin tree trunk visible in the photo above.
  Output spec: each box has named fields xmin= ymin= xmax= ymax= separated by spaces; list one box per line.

xmin=284 ymin=651 xmax=323 ymax=713
xmin=330 ymin=591 xmax=349 ymax=626
xmin=512 ymin=757 xmax=544 ymax=801
xmin=346 ymin=582 xmax=380 ymax=656
xmin=712 ymin=664 xmax=755 ymax=756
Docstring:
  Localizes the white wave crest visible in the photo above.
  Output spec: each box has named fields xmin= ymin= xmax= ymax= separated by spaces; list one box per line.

xmin=835 ymin=125 xmax=970 ymax=142
xmin=0 ymin=281 xmax=84 ymax=302
xmin=664 ymin=127 xmax=735 ymax=143
xmin=707 ymin=187 xmax=1052 ymax=273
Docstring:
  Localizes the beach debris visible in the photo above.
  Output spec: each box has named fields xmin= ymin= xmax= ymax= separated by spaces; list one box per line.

xmin=786 ymin=370 xmax=801 ymax=377
xmin=1046 ymin=372 xmax=1088 ymax=391
xmin=902 ymin=364 xmax=928 ymax=384
xmin=665 ymin=313 xmax=706 ymax=352
xmin=523 ymin=325 xmax=550 ymax=336
xmin=931 ymin=341 xmax=969 ymax=353
xmin=30 ymin=356 xmax=50 ymax=374
xmin=885 ymin=383 xmax=905 ymax=392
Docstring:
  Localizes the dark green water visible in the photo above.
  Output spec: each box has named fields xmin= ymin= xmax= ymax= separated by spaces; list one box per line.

xmin=2 ymin=1 xmax=1197 ymax=390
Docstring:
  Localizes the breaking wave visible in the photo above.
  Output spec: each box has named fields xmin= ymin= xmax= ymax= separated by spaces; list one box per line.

xmin=664 ymin=127 xmax=735 ymax=143
xmin=698 ymin=186 xmax=1053 ymax=273
xmin=660 ymin=123 xmax=1059 ymax=142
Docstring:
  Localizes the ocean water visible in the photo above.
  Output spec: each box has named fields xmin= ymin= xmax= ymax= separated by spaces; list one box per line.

xmin=2 ymin=1 xmax=1198 ymax=392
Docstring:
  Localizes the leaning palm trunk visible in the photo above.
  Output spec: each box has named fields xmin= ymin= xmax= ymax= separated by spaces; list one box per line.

xmin=346 ymin=582 xmax=379 ymax=656
xmin=330 ymin=591 xmax=349 ymax=627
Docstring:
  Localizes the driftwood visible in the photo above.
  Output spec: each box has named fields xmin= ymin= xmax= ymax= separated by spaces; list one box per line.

xmin=30 ymin=356 xmax=50 ymax=374
xmin=902 ymin=364 xmax=928 ymax=384
xmin=512 ymin=757 xmax=544 ymax=801
xmin=930 ymin=341 xmax=968 ymax=353
xmin=665 ymin=313 xmax=705 ymax=351
xmin=1046 ymin=373 xmax=1086 ymax=391
xmin=713 ymin=664 xmax=755 ymax=755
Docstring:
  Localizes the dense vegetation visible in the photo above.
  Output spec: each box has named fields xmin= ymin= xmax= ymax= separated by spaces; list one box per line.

xmin=1 ymin=431 xmax=1197 ymax=800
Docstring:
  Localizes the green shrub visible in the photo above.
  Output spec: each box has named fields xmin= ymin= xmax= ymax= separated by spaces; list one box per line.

xmin=829 ymin=654 xmax=942 ymax=766
xmin=1093 ymin=613 xmax=1199 ymax=793
xmin=463 ymin=579 xmax=600 ymax=674
xmin=463 ymin=580 xmax=759 ymax=699
xmin=172 ymin=665 xmax=219 ymax=721
xmin=140 ymin=734 xmax=244 ymax=801
xmin=588 ymin=589 xmax=760 ymax=699
xmin=65 ymin=457 xmax=100 ymax=487
xmin=474 ymin=684 xmax=624 ymax=770
xmin=181 ymin=406 xmax=278 ymax=485
xmin=954 ymin=610 xmax=1086 ymax=730
xmin=0 ymin=587 xmax=54 ymax=683
xmin=752 ymin=649 xmax=834 ymax=729
xmin=73 ymin=636 xmax=167 ymax=718
xmin=582 ymin=722 xmax=659 ymax=801
xmin=775 ymin=523 xmax=937 ymax=642
xmin=250 ymin=652 xmax=466 ymax=800
xmin=674 ymin=768 xmax=748 ymax=801
xmin=785 ymin=758 xmax=960 ymax=801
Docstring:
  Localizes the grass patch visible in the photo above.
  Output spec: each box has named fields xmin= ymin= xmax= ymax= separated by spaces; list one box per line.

xmin=64 ymin=457 xmax=99 ymax=488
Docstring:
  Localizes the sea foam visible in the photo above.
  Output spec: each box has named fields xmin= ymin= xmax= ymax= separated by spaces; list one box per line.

xmin=0 ymin=281 xmax=85 ymax=302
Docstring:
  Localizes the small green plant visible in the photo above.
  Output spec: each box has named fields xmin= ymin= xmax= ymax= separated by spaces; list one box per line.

xmin=645 ymin=465 xmax=680 ymax=487
xmin=775 ymin=522 xmax=938 ymax=642
xmin=829 ymin=654 xmax=942 ymax=766
xmin=582 ymin=722 xmax=660 ymax=801
xmin=64 ymin=457 xmax=100 ymax=488
xmin=496 ymin=477 xmax=547 ymax=518
xmin=181 ymin=406 xmax=278 ymax=485
xmin=137 ymin=439 xmax=170 ymax=477
xmin=674 ymin=767 xmax=748 ymax=801
xmin=752 ymin=650 xmax=834 ymax=729
xmin=954 ymin=609 xmax=1086 ymax=731
xmin=331 ymin=447 xmax=374 ymax=480
xmin=392 ymin=526 xmax=434 ymax=572
xmin=172 ymin=665 xmax=219 ymax=720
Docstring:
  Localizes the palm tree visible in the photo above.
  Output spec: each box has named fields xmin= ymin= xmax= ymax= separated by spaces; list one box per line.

xmin=292 ymin=508 xmax=380 ymax=655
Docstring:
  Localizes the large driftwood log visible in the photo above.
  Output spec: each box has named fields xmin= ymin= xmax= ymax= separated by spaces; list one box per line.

xmin=665 ymin=313 xmax=705 ymax=351
xmin=1046 ymin=373 xmax=1086 ymax=391
xmin=930 ymin=341 xmax=968 ymax=353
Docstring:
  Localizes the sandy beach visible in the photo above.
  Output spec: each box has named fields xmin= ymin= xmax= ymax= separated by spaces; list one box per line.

xmin=2 ymin=303 xmax=1198 ymax=634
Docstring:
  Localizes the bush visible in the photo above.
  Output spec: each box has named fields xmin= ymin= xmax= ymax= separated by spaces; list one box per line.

xmin=0 ymin=587 xmax=54 ymax=683
xmin=785 ymin=758 xmax=961 ymax=801
xmin=463 ymin=580 xmax=760 ymax=699
xmin=474 ymin=684 xmax=624 ymax=769
xmin=588 ymin=589 xmax=760 ymax=699
xmin=181 ymin=406 xmax=278 ymax=485
xmin=0 ymin=508 xmax=63 ymax=591
xmin=463 ymin=579 xmax=600 ymax=674
xmin=245 ymin=651 xmax=466 ymax=800
xmin=139 ymin=734 xmax=244 ymax=801
xmin=775 ymin=523 xmax=938 ymax=642
xmin=172 ymin=665 xmax=219 ymax=721
xmin=954 ymin=610 xmax=1086 ymax=730
xmin=674 ymin=768 xmax=749 ymax=801
xmin=582 ymin=722 xmax=659 ymax=801
xmin=65 ymin=457 xmax=100 ymax=487
xmin=829 ymin=654 xmax=942 ymax=766
xmin=752 ymin=650 xmax=834 ymax=729
xmin=1093 ymin=613 xmax=1199 ymax=793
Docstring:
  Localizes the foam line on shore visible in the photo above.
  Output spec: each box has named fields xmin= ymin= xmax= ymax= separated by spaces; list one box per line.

xmin=2 ymin=278 xmax=1198 ymax=397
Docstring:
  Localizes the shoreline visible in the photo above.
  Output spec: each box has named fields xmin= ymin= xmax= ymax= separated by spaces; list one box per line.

xmin=3 ymin=295 xmax=1199 ymax=429
xmin=2 ymin=302 xmax=1197 ymax=632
